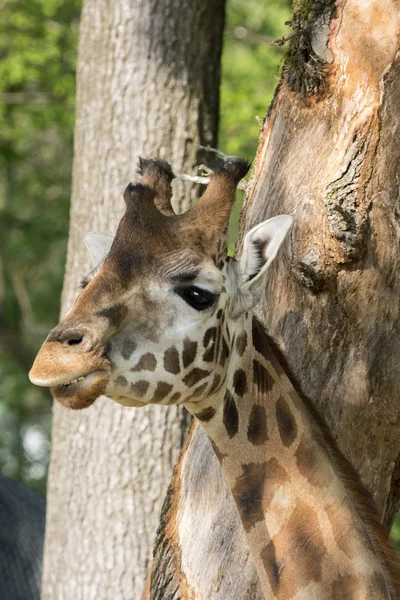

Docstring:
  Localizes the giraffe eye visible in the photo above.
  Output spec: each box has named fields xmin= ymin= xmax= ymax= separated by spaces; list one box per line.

xmin=176 ymin=286 xmax=217 ymax=311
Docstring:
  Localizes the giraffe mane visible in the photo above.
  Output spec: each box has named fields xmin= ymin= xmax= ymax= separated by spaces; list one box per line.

xmin=260 ymin=321 xmax=400 ymax=599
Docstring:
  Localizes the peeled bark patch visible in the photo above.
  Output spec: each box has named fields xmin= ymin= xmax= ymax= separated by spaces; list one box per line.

xmin=284 ymin=0 xmax=336 ymax=97
xmin=324 ymin=119 xmax=375 ymax=260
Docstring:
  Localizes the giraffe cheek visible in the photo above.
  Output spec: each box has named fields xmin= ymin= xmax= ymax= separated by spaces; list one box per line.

xmin=106 ymin=376 xmax=151 ymax=407
xmin=108 ymin=395 xmax=146 ymax=408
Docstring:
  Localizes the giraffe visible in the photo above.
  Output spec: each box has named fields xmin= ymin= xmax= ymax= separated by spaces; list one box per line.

xmin=29 ymin=156 xmax=400 ymax=599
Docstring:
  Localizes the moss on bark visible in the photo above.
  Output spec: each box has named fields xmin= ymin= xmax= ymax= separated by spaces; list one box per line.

xmin=284 ymin=0 xmax=336 ymax=96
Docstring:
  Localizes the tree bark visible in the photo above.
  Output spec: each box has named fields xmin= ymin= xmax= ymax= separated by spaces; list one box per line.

xmin=244 ymin=0 xmax=400 ymax=522
xmin=150 ymin=1 xmax=400 ymax=597
xmin=41 ymin=1 xmax=226 ymax=598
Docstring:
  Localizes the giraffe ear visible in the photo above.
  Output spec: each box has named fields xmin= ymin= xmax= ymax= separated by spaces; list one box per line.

xmin=84 ymin=232 xmax=114 ymax=267
xmin=233 ymin=215 xmax=293 ymax=315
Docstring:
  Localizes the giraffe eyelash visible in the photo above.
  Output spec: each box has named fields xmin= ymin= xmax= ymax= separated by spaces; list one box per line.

xmin=80 ymin=276 xmax=91 ymax=290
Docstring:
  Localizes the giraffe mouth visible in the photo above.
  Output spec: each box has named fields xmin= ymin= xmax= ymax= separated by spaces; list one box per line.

xmin=51 ymin=370 xmax=110 ymax=410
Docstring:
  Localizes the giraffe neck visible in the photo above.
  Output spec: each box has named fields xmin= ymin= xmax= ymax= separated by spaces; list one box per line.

xmin=186 ymin=315 xmax=398 ymax=600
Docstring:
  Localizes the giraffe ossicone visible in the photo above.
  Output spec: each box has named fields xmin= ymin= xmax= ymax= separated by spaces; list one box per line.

xmin=29 ymin=156 xmax=400 ymax=599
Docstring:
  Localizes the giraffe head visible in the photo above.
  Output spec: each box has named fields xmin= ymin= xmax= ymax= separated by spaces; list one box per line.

xmin=29 ymin=157 xmax=292 ymax=410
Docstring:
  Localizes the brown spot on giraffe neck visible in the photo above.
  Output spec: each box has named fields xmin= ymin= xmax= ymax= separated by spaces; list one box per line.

xmin=223 ymin=390 xmax=239 ymax=438
xmin=264 ymin=499 xmax=326 ymax=599
xmin=276 ymin=396 xmax=297 ymax=447
xmin=182 ymin=338 xmax=197 ymax=368
xmin=233 ymin=368 xmax=247 ymax=396
xmin=115 ymin=375 xmax=128 ymax=387
xmin=325 ymin=500 xmax=374 ymax=560
xmin=183 ymin=368 xmax=210 ymax=388
xmin=247 ymin=405 xmax=268 ymax=445
xmin=219 ymin=336 xmax=230 ymax=366
xmin=195 ymin=406 xmax=216 ymax=422
xmin=232 ymin=458 xmax=290 ymax=534
xmin=260 ymin=543 xmax=282 ymax=596
xmin=121 ymin=338 xmax=137 ymax=360
xmin=209 ymin=373 xmax=221 ymax=394
xmin=232 ymin=462 xmax=266 ymax=533
xmin=331 ymin=574 xmax=363 ymax=600
xmin=235 ymin=331 xmax=247 ymax=356
xmin=295 ymin=437 xmax=332 ymax=488
xmin=152 ymin=381 xmax=173 ymax=403
xmin=131 ymin=352 xmax=157 ymax=372
xmin=168 ymin=391 xmax=181 ymax=404
xmin=263 ymin=458 xmax=290 ymax=511
xmin=252 ymin=316 xmax=272 ymax=359
xmin=253 ymin=359 xmax=274 ymax=394
xmin=130 ymin=380 xmax=149 ymax=397
xmin=163 ymin=346 xmax=180 ymax=374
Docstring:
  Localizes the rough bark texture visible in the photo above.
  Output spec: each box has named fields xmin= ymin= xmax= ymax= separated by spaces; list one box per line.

xmin=150 ymin=1 xmax=400 ymax=598
xmin=41 ymin=1 xmax=225 ymax=598
xmin=244 ymin=0 xmax=400 ymax=522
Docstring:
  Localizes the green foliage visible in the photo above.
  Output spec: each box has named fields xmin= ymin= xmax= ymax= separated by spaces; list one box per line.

xmin=392 ymin=515 xmax=400 ymax=552
xmin=220 ymin=0 xmax=291 ymax=159
xmin=0 ymin=0 xmax=81 ymax=494
xmin=221 ymin=0 xmax=291 ymax=252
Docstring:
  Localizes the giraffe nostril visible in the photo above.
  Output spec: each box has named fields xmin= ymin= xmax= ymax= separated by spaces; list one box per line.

xmin=55 ymin=330 xmax=87 ymax=348
xmin=47 ymin=326 xmax=94 ymax=350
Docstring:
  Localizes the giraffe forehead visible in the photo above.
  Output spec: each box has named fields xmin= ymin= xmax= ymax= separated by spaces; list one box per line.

xmin=106 ymin=204 xmax=228 ymax=281
xmin=101 ymin=239 xmax=226 ymax=294
xmin=158 ymin=251 xmax=225 ymax=285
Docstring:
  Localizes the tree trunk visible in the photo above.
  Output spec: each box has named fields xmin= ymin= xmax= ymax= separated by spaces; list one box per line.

xmin=243 ymin=0 xmax=400 ymax=522
xmin=41 ymin=1 xmax=225 ymax=598
xmin=150 ymin=1 xmax=400 ymax=597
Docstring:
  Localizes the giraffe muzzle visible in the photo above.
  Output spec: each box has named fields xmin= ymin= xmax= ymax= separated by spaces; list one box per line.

xmin=29 ymin=341 xmax=111 ymax=409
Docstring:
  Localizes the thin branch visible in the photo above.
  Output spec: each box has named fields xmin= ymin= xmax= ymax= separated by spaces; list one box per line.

xmin=229 ymin=25 xmax=299 ymax=48
xmin=176 ymin=173 xmax=210 ymax=185
xmin=175 ymin=172 xmax=248 ymax=192
xmin=270 ymin=31 xmax=299 ymax=47
xmin=198 ymin=164 xmax=213 ymax=177
xmin=194 ymin=144 xmax=227 ymax=157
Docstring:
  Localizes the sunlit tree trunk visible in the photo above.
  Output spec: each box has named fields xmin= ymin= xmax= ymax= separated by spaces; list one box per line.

xmin=41 ymin=1 xmax=226 ymax=598
xmin=150 ymin=1 xmax=400 ymax=598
